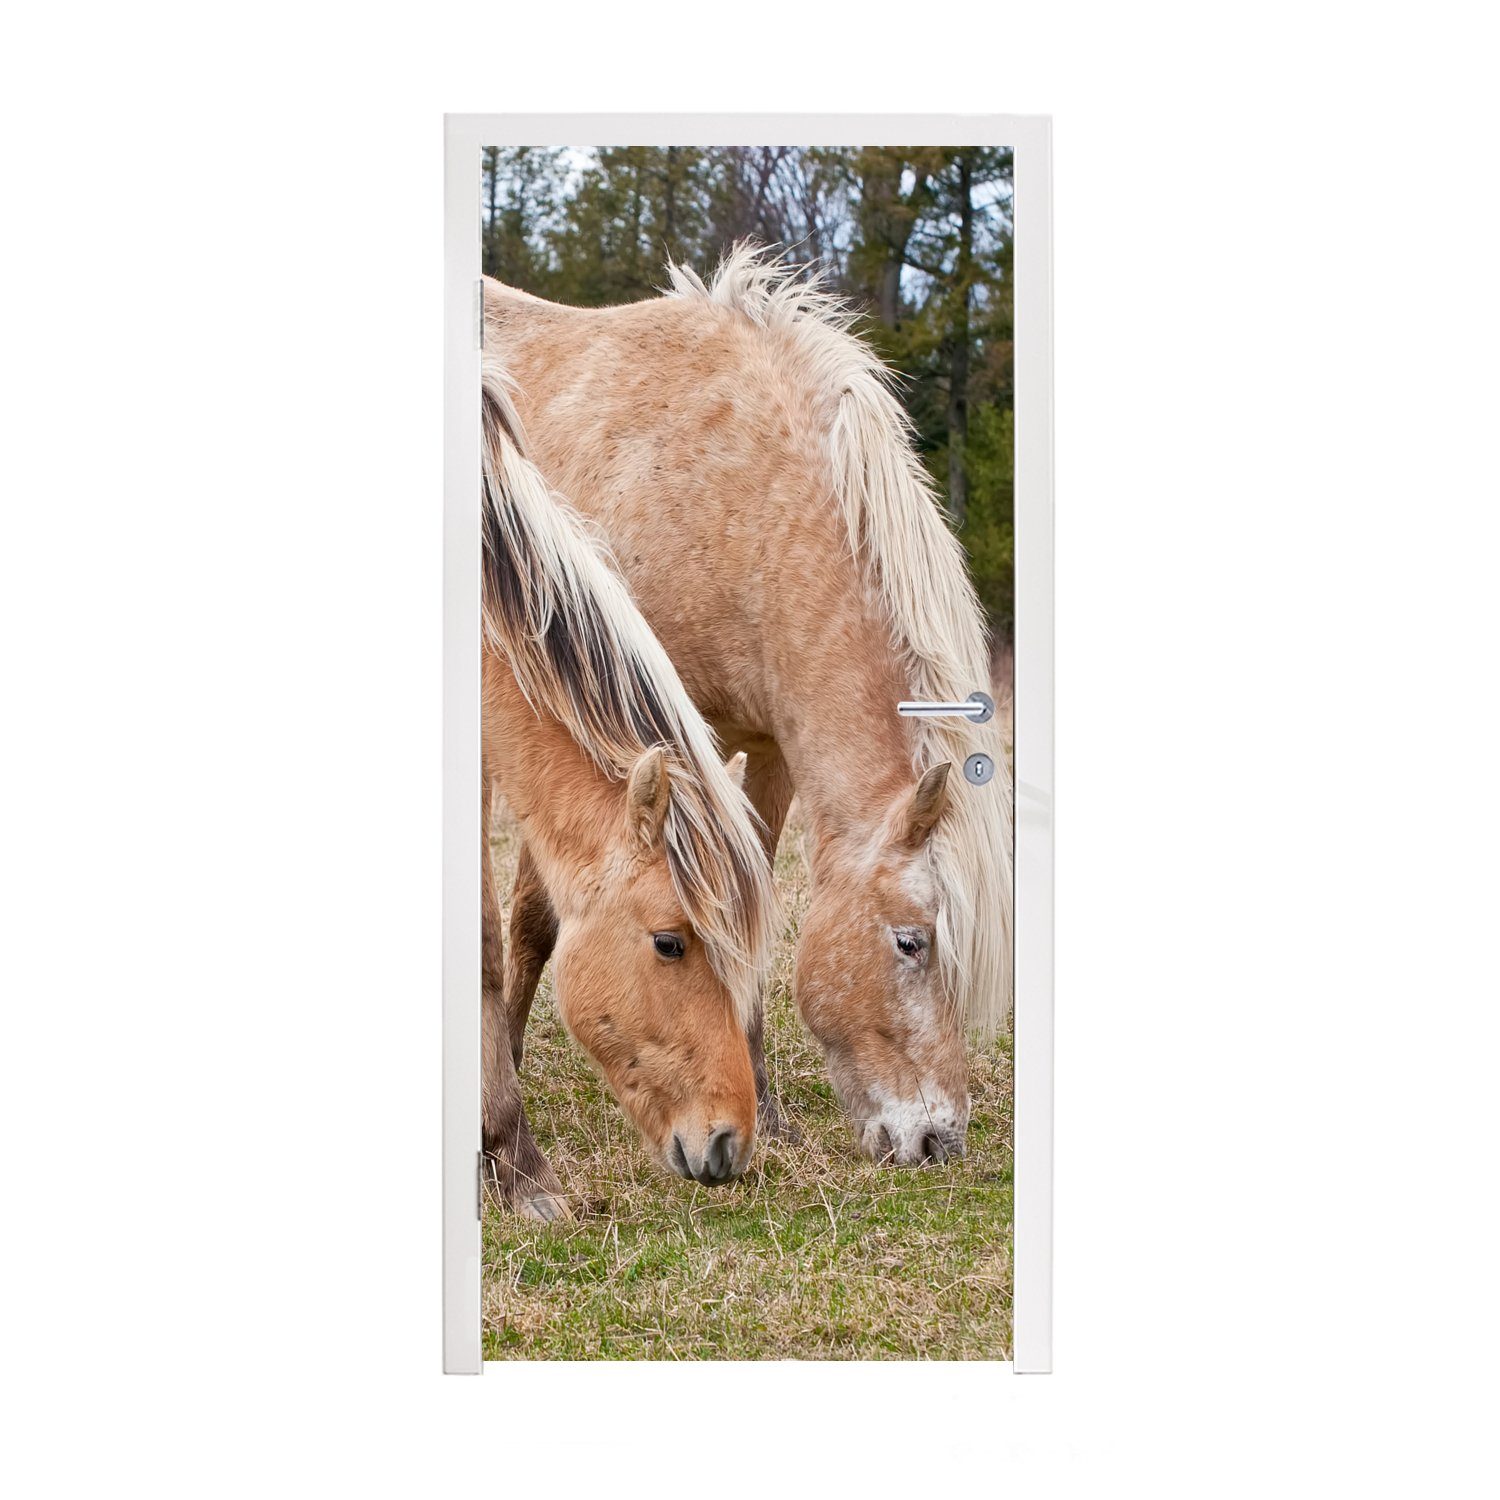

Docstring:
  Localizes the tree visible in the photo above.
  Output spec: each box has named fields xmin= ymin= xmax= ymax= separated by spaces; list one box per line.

xmin=481 ymin=147 xmax=568 ymax=288
xmin=946 ymin=151 xmax=975 ymax=524
xmin=845 ymin=148 xmax=942 ymax=329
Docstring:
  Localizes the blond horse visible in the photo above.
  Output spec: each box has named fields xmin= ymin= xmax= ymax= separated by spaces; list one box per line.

xmin=487 ymin=245 xmax=1013 ymax=1167
xmin=480 ymin=362 xmax=777 ymax=1216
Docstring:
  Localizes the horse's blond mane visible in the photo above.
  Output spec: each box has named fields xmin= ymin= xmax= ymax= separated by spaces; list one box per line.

xmin=480 ymin=359 xmax=777 ymax=1023
xmin=665 ymin=243 xmax=1014 ymax=1038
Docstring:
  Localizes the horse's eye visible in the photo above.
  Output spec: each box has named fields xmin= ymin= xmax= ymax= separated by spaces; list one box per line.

xmin=894 ymin=930 xmax=926 ymax=960
xmin=652 ymin=932 xmax=686 ymax=961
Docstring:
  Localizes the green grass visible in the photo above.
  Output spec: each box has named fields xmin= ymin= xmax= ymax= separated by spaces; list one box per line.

xmin=483 ymin=805 xmax=1014 ymax=1360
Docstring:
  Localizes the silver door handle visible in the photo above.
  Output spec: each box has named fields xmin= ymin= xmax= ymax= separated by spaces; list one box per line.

xmin=897 ymin=691 xmax=994 ymax=724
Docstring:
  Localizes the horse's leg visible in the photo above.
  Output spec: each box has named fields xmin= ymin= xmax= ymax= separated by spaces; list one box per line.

xmin=503 ymin=841 xmax=558 ymax=1071
xmin=482 ymin=791 xmax=569 ymax=1221
xmin=741 ymin=745 xmax=800 ymax=1143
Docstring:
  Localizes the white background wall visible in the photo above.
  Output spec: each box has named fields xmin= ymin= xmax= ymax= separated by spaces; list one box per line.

xmin=3 ymin=4 xmax=1496 ymax=1494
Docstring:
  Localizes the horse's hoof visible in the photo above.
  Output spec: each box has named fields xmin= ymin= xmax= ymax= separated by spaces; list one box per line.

xmin=517 ymin=1191 xmax=572 ymax=1223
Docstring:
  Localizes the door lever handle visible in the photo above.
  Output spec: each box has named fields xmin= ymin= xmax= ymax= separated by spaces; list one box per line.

xmin=897 ymin=691 xmax=995 ymax=724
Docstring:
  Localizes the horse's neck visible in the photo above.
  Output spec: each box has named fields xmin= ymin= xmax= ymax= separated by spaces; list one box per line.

xmin=482 ymin=655 xmax=616 ymax=903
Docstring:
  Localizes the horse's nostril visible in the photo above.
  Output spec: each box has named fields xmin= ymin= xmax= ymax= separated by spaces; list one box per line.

xmin=920 ymin=1131 xmax=948 ymax=1165
xmin=702 ymin=1126 xmax=737 ymax=1183
xmin=873 ymin=1125 xmax=894 ymax=1160
xmin=669 ymin=1133 xmax=691 ymax=1179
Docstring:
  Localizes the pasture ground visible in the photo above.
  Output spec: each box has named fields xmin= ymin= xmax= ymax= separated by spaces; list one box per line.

xmin=483 ymin=803 xmax=1014 ymax=1360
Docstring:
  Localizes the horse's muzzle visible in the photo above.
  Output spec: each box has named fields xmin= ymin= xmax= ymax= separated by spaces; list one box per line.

xmin=863 ymin=1118 xmax=967 ymax=1167
xmin=669 ymin=1125 xmax=746 ymax=1185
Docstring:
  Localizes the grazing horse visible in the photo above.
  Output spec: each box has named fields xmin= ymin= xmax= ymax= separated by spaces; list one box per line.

xmin=480 ymin=362 xmax=777 ymax=1217
xmin=486 ymin=245 xmax=1013 ymax=1168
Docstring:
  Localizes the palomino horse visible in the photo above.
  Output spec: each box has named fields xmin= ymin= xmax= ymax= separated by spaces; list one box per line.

xmin=486 ymin=244 xmax=1013 ymax=1168
xmin=480 ymin=360 xmax=778 ymax=1217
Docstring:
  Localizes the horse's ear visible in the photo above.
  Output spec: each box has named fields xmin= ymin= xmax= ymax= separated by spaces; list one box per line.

xmin=625 ymin=748 xmax=672 ymax=848
xmin=725 ymin=751 xmax=748 ymax=791
xmin=895 ymin=763 xmax=952 ymax=850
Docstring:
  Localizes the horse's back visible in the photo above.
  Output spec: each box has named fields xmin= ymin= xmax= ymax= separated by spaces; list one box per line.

xmin=485 ymin=283 xmax=855 ymax=715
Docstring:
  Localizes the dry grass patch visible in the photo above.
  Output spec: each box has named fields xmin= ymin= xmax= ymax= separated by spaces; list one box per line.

xmin=483 ymin=804 xmax=1013 ymax=1360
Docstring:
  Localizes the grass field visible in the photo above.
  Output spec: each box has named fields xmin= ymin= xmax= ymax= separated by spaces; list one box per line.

xmin=483 ymin=801 xmax=1014 ymax=1361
